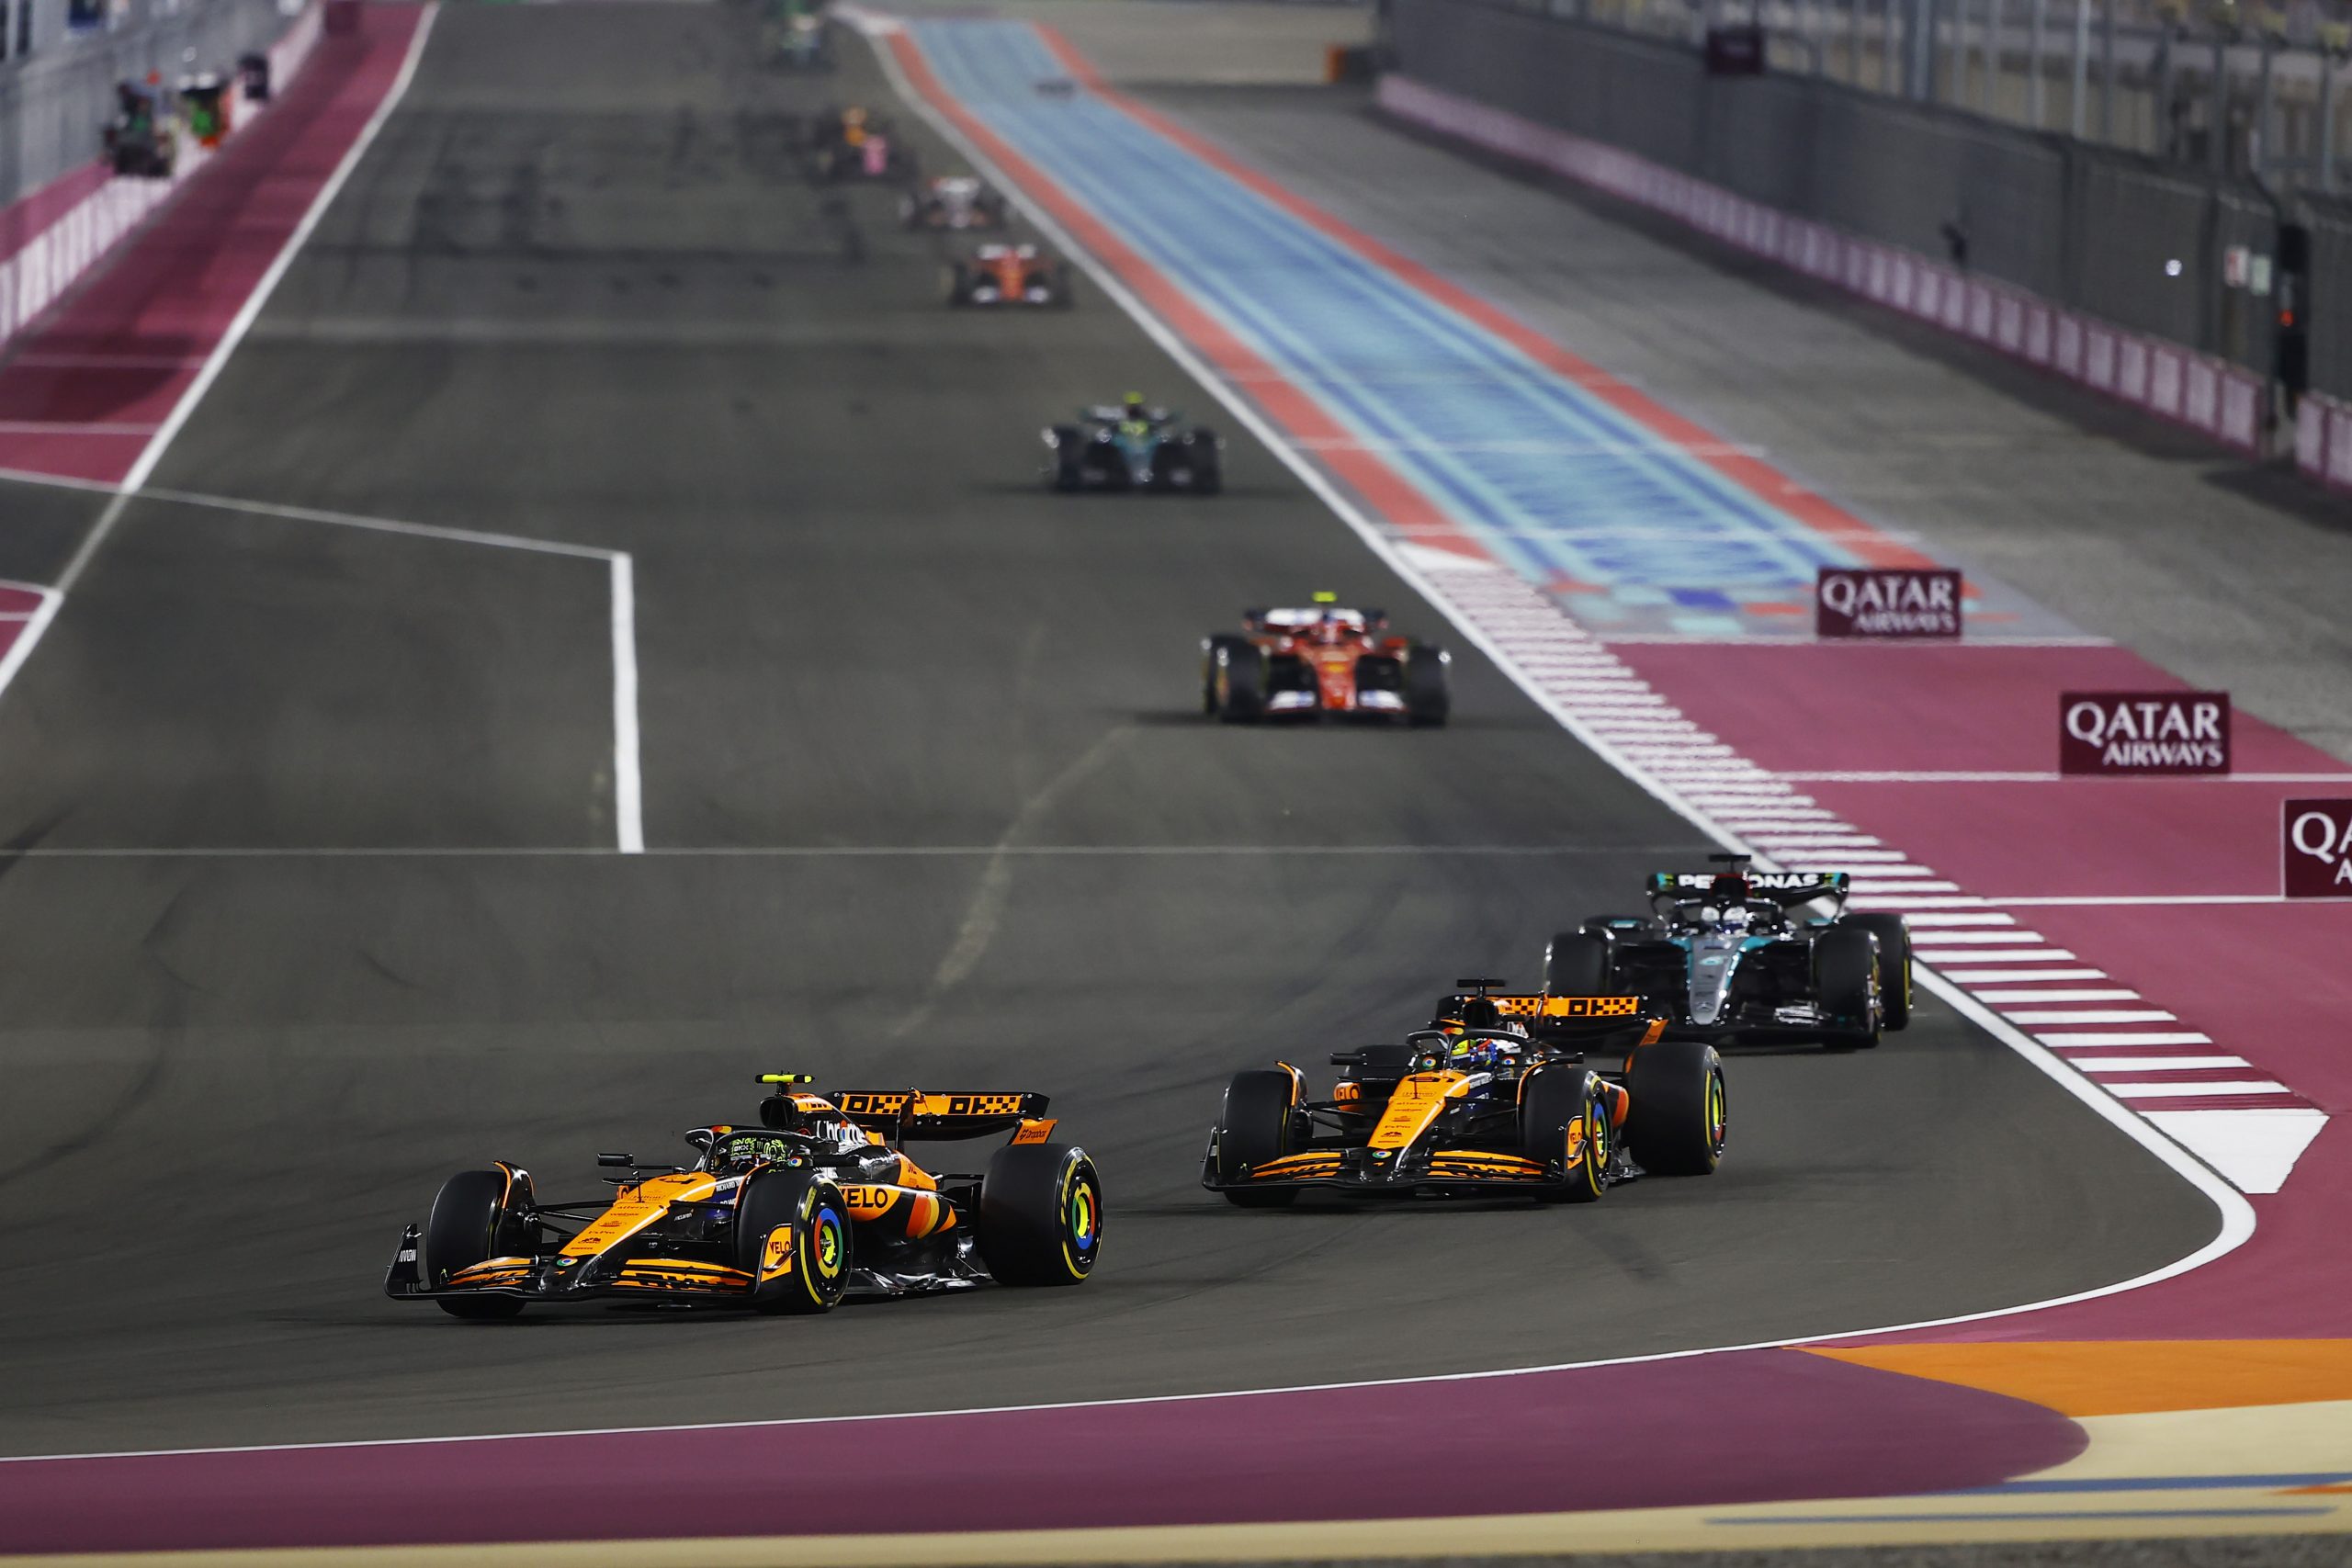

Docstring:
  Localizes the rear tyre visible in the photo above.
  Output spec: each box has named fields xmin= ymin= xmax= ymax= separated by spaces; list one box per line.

xmin=1544 ymin=931 xmax=1613 ymax=996
xmin=1211 ymin=1068 xmax=1299 ymax=1207
xmin=1838 ymin=912 xmax=1913 ymax=1031
xmin=1335 ymin=1042 xmax=1414 ymax=1113
xmin=1815 ymin=926 xmax=1883 ymax=1050
xmin=424 ymin=1167 xmax=532 ymax=1320
xmin=1623 ymin=1041 xmax=1727 ymax=1175
xmin=1520 ymin=1066 xmax=1607 ymax=1203
xmin=738 ymin=1169 xmax=852 ymax=1314
xmin=1403 ymin=641 xmax=1450 ymax=727
xmin=1187 ymin=430 xmax=1222 ymax=495
xmin=1211 ymin=640 xmax=1266 ymax=724
xmin=980 ymin=1142 xmax=1104 ymax=1285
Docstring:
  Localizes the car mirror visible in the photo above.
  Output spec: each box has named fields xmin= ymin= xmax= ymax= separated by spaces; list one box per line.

xmin=596 ymin=1152 xmax=634 ymax=1168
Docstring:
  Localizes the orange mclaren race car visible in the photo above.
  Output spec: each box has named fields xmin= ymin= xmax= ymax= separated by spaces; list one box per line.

xmin=1202 ymin=592 xmax=1451 ymax=726
xmin=1202 ymin=982 xmax=1725 ymax=1204
xmin=946 ymin=243 xmax=1073 ymax=307
xmin=386 ymin=1075 xmax=1102 ymax=1318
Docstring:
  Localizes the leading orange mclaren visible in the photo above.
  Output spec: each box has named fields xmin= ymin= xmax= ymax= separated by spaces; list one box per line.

xmin=386 ymin=1075 xmax=1102 ymax=1318
xmin=1202 ymin=982 xmax=1725 ymax=1204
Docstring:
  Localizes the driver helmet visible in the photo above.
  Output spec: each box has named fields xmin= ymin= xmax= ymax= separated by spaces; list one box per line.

xmin=1121 ymin=391 xmax=1148 ymax=421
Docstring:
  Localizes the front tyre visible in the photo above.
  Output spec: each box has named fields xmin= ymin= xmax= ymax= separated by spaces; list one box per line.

xmin=423 ymin=1166 xmax=533 ymax=1320
xmin=1838 ymin=912 xmax=1913 ymax=1031
xmin=1211 ymin=1068 xmax=1298 ymax=1207
xmin=1521 ymin=1066 xmax=1609 ymax=1203
xmin=1815 ymin=925 xmax=1883 ymax=1050
xmin=1403 ymin=641 xmax=1450 ymax=727
xmin=738 ymin=1169 xmax=852 ymax=1314
xmin=1211 ymin=639 xmax=1266 ymax=724
xmin=1544 ymin=931 xmax=1613 ymax=996
xmin=1623 ymin=1041 xmax=1727 ymax=1175
xmin=981 ymin=1143 xmax=1104 ymax=1285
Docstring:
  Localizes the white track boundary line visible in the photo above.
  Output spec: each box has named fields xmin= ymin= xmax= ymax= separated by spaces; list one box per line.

xmin=0 ymin=13 xmax=2257 ymax=1473
xmin=55 ymin=5 xmax=443 ymax=593
xmin=0 ymin=6 xmax=647 ymax=856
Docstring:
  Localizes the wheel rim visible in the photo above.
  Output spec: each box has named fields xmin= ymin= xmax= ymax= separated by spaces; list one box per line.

xmin=1706 ymin=1068 xmax=1727 ymax=1154
xmin=1060 ymin=1163 xmax=1102 ymax=1278
xmin=1584 ymin=1092 xmax=1609 ymax=1192
xmin=807 ymin=1201 xmax=847 ymax=1303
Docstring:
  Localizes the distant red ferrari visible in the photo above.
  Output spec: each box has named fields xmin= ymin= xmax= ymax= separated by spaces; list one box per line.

xmin=1202 ymin=593 xmax=1451 ymax=726
xmin=947 ymin=243 xmax=1072 ymax=308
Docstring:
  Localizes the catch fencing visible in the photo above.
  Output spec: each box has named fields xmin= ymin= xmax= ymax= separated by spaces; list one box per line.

xmin=1388 ymin=0 xmax=2342 ymax=402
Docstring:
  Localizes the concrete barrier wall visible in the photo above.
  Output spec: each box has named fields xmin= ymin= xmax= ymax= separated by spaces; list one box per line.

xmin=1390 ymin=0 xmax=2308 ymax=390
xmin=0 ymin=0 xmax=294 ymax=210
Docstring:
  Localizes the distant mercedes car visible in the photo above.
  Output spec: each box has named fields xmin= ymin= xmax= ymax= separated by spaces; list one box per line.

xmin=386 ymin=1074 xmax=1102 ymax=1317
xmin=1203 ymin=980 xmax=1725 ymax=1204
xmin=1201 ymin=593 xmax=1449 ymax=725
xmin=1543 ymin=855 xmax=1913 ymax=1050
xmin=948 ymin=243 xmax=1072 ymax=307
xmin=1042 ymin=394 xmax=1221 ymax=493
xmin=769 ymin=11 xmax=834 ymax=70
xmin=902 ymin=175 xmax=1008 ymax=231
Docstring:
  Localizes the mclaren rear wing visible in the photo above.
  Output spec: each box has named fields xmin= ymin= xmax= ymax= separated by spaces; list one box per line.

xmin=1435 ymin=991 xmax=1668 ymax=1046
xmin=829 ymin=1089 xmax=1052 ymax=1140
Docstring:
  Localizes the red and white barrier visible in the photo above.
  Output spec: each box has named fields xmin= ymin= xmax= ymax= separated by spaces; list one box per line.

xmin=1378 ymin=73 xmax=2274 ymax=460
xmin=2298 ymin=391 xmax=2352 ymax=494
xmin=0 ymin=0 xmax=323 ymax=357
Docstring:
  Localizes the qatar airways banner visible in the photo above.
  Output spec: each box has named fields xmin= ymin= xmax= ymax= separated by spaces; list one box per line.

xmin=1815 ymin=568 xmax=1962 ymax=639
xmin=2059 ymin=693 xmax=2231 ymax=775
xmin=2284 ymin=799 xmax=2352 ymax=897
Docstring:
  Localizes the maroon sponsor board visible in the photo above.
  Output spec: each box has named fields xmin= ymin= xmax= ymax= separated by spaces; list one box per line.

xmin=2059 ymin=692 xmax=2230 ymax=774
xmin=1815 ymin=568 xmax=1962 ymax=638
xmin=2284 ymin=799 xmax=2352 ymax=897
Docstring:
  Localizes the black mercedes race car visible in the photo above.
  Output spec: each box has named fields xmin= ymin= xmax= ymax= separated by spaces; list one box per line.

xmin=1203 ymin=982 xmax=1725 ymax=1204
xmin=1543 ymin=855 xmax=1913 ymax=1050
xmin=1043 ymin=395 xmax=1221 ymax=494
xmin=385 ymin=1074 xmax=1102 ymax=1318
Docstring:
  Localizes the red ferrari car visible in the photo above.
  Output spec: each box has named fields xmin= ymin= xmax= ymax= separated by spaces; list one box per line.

xmin=1202 ymin=594 xmax=1450 ymax=726
xmin=947 ymin=243 xmax=1072 ymax=308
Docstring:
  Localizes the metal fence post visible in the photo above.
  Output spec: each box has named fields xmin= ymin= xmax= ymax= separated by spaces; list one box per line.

xmin=2100 ymin=0 xmax=2116 ymax=141
xmin=2071 ymin=0 xmax=2090 ymax=136
xmin=1982 ymin=0 xmax=2001 ymax=113
xmin=2212 ymin=28 xmax=2231 ymax=174
xmin=2324 ymin=49 xmax=2340 ymax=190
xmin=2030 ymin=0 xmax=2047 ymax=127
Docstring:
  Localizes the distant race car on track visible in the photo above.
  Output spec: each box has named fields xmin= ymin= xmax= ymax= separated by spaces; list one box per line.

xmin=947 ymin=243 xmax=1072 ymax=307
xmin=1543 ymin=854 xmax=1913 ymax=1050
xmin=1201 ymin=592 xmax=1450 ymax=726
xmin=902 ymin=175 xmax=1008 ymax=231
xmin=769 ymin=12 xmax=834 ymax=70
xmin=808 ymin=105 xmax=912 ymax=182
xmin=1042 ymin=392 xmax=1221 ymax=493
xmin=1203 ymin=980 xmax=1726 ymax=1204
xmin=385 ymin=1074 xmax=1102 ymax=1318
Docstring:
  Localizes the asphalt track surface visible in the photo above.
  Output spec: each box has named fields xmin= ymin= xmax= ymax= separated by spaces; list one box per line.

xmin=0 ymin=3 xmax=2219 ymax=1461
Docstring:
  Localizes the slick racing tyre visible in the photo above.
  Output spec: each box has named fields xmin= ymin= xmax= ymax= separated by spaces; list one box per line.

xmin=1185 ymin=429 xmax=1222 ymax=495
xmin=981 ymin=1142 xmax=1104 ymax=1285
xmin=1623 ymin=1041 xmax=1727 ymax=1175
xmin=1211 ymin=1068 xmax=1298 ymax=1207
xmin=1336 ymin=1042 xmax=1414 ymax=1112
xmin=1544 ymin=931 xmax=1613 ymax=996
xmin=1403 ymin=641 xmax=1450 ymax=727
xmin=1838 ymin=912 xmax=1913 ymax=1031
xmin=1815 ymin=925 xmax=1883 ymax=1050
xmin=1045 ymin=424 xmax=1086 ymax=491
xmin=423 ymin=1166 xmax=533 ymax=1319
xmin=1208 ymin=638 xmax=1266 ymax=724
xmin=739 ymin=1169 xmax=852 ymax=1314
xmin=1521 ymin=1066 xmax=1608 ymax=1203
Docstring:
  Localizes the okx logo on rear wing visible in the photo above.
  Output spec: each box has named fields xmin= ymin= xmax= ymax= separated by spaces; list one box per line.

xmin=831 ymin=1090 xmax=1051 ymax=1140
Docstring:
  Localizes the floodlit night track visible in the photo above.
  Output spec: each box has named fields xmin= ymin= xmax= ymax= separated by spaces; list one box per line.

xmin=0 ymin=0 xmax=2343 ymax=1560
